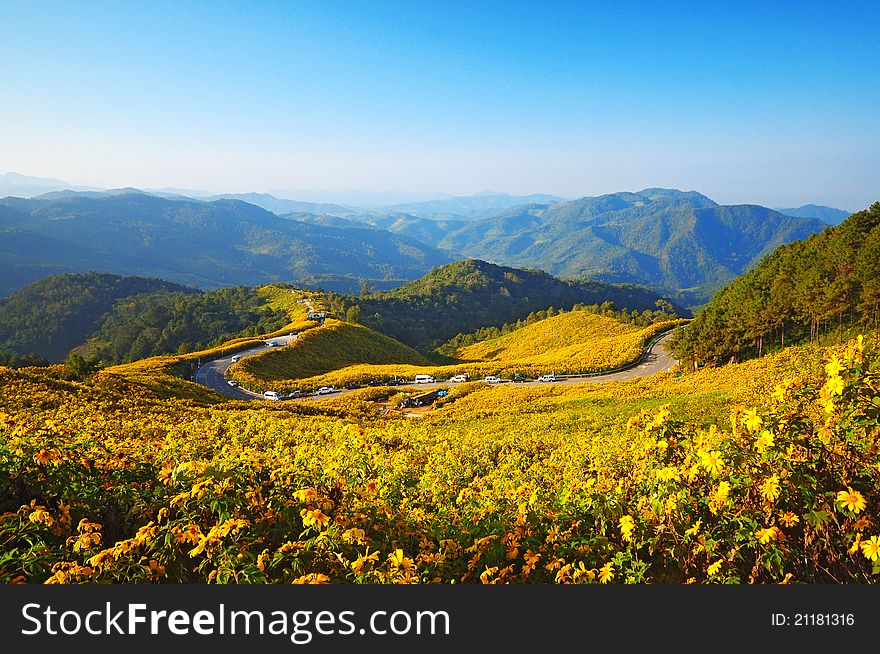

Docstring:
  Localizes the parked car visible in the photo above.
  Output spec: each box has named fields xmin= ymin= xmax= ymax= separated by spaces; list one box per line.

xmin=537 ymin=374 xmax=556 ymax=382
xmin=448 ymin=374 xmax=468 ymax=383
xmin=263 ymin=391 xmax=281 ymax=400
xmin=287 ymin=389 xmax=302 ymax=398
xmin=230 ymin=355 xmax=241 ymax=363
xmin=266 ymin=340 xmax=280 ymax=347
xmin=316 ymin=386 xmax=334 ymax=395
xmin=367 ymin=379 xmax=385 ymax=387
xmin=484 ymin=376 xmax=501 ymax=384
xmin=512 ymin=373 xmax=527 ymax=383
xmin=414 ymin=374 xmax=436 ymax=383
xmin=344 ymin=381 xmax=362 ymax=390
xmin=289 ymin=331 xmax=299 ymax=336
xmin=227 ymin=379 xmax=241 ymax=387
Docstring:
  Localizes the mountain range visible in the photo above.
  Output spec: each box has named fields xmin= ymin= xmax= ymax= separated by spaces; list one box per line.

xmin=0 ymin=192 xmax=453 ymax=297
xmin=775 ymin=204 xmax=852 ymax=225
xmin=1 ymin=172 xmax=846 ymax=305
xmin=337 ymin=189 xmax=829 ymax=305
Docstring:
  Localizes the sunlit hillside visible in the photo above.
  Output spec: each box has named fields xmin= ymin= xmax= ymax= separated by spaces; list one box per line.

xmin=233 ymin=319 xmax=431 ymax=384
xmin=455 ymin=311 xmax=671 ymax=371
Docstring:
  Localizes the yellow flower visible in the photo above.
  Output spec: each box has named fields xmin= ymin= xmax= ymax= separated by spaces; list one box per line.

xmin=860 ymin=536 xmax=880 ymax=562
xmin=300 ymin=508 xmax=330 ymax=530
xmin=351 ymin=548 xmax=380 ymax=575
xmin=778 ymin=512 xmax=800 ymax=527
xmin=755 ymin=527 xmax=780 ymax=544
xmin=741 ymin=408 xmax=763 ymax=433
xmin=598 ymin=562 xmax=614 ymax=584
xmin=699 ymin=450 xmax=724 ymax=475
xmin=848 ymin=533 xmax=863 ymax=555
xmin=480 ymin=566 xmax=499 ymax=584
xmin=619 ymin=515 xmax=635 ymax=542
xmin=291 ymin=573 xmax=330 ymax=584
xmin=707 ymin=560 xmax=723 ymax=576
xmin=709 ymin=481 xmax=731 ymax=515
xmin=836 ymin=487 xmax=867 ymax=514
xmin=760 ymin=475 xmax=781 ymax=503
xmin=824 ymin=376 xmax=845 ymax=397
xmin=824 ymin=356 xmax=843 ymax=378
xmin=755 ymin=430 xmax=774 ymax=453
xmin=28 ymin=507 xmax=53 ymax=526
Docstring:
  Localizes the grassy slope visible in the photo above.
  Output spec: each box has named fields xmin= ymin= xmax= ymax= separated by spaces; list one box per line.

xmin=234 ymin=319 xmax=431 ymax=384
xmin=454 ymin=311 xmax=665 ymax=371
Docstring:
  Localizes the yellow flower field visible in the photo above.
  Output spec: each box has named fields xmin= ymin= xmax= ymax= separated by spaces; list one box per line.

xmin=1 ymin=332 xmax=877 ymax=584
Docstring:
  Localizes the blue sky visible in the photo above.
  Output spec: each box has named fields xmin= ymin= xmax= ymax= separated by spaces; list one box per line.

xmin=1 ymin=1 xmax=877 ymax=209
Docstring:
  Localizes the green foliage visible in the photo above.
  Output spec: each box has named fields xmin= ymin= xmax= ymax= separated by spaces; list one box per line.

xmin=0 ymin=351 xmax=49 ymax=368
xmin=673 ymin=202 xmax=880 ymax=365
xmin=0 ymin=272 xmax=187 ymax=362
xmin=91 ymin=286 xmax=290 ymax=363
xmin=64 ymin=352 xmax=103 ymax=380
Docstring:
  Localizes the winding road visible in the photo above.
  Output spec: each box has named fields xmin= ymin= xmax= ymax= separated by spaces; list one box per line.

xmin=194 ymin=329 xmax=680 ymax=402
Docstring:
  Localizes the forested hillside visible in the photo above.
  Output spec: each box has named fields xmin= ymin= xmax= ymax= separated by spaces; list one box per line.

xmin=0 ymin=273 xmax=188 ymax=362
xmin=0 ymin=274 xmax=292 ymax=363
xmin=325 ymin=259 xmax=681 ymax=351
xmin=88 ymin=286 xmax=291 ymax=362
xmin=672 ymin=202 xmax=880 ymax=363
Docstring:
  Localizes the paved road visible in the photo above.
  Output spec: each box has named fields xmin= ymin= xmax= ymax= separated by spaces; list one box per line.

xmin=195 ymin=329 xmax=680 ymax=402
xmin=194 ymin=333 xmax=299 ymax=400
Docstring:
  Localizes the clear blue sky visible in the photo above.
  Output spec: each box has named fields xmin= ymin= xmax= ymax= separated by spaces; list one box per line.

xmin=1 ymin=0 xmax=877 ymax=209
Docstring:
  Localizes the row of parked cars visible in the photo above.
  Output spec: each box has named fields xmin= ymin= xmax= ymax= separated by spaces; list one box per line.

xmin=412 ymin=373 xmax=557 ymax=384
xmin=261 ymin=386 xmax=336 ymax=400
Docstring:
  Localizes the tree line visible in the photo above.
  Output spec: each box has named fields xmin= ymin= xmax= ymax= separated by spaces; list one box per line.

xmin=671 ymin=202 xmax=879 ymax=365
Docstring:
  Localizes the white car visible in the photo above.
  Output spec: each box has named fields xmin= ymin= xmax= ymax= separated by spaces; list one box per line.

xmin=414 ymin=375 xmax=436 ymax=383
xmin=537 ymin=374 xmax=556 ymax=382
xmin=263 ymin=391 xmax=281 ymax=400
xmin=266 ymin=340 xmax=280 ymax=347
xmin=449 ymin=375 xmax=468 ymax=383
xmin=484 ymin=376 xmax=501 ymax=384
xmin=230 ymin=355 xmax=241 ymax=363
xmin=227 ymin=380 xmax=241 ymax=387
xmin=316 ymin=386 xmax=334 ymax=395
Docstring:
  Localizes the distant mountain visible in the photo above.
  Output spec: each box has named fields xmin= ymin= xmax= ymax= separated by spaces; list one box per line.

xmin=0 ymin=171 xmax=101 ymax=198
xmin=775 ymin=204 xmax=851 ymax=225
xmin=324 ymin=258 xmax=684 ymax=350
xmin=205 ymin=193 xmax=361 ymax=217
xmin=361 ymin=188 xmax=825 ymax=306
xmin=0 ymin=273 xmax=188 ymax=362
xmin=0 ymin=192 xmax=454 ymax=297
xmin=376 ymin=192 xmax=568 ymax=220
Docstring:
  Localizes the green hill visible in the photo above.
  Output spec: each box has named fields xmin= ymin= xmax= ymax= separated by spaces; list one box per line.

xmin=671 ymin=202 xmax=880 ymax=364
xmin=0 ymin=192 xmax=454 ymax=296
xmin=234 ymin=319 xmax=430 ymax=384
xmin=0 ymin=273 xmax=188 ymax=362
xmin=325 ymin=259 xmax=682 ymax=351
xmin=0 ymin=273 xmax=295 ymax=363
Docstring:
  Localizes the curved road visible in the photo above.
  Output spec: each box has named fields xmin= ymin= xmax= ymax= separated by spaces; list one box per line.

xmin=194 ymin=333 xmax=299 ymax=400
xmin=195 ymin=329 xmax=680 ymax=402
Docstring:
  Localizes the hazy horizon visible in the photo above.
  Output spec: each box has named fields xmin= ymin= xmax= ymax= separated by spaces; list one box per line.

xmin=1 ymin=2 xmax=877 ymax=211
